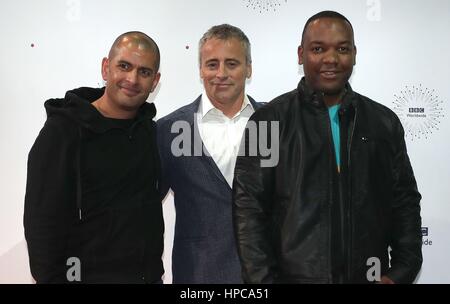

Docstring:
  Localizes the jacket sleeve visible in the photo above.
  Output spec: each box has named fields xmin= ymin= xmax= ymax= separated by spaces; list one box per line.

xmin=232 ymin=109 xmax=278 ymax=283
xmin=385 ymin=115 xmax=423 ymax=283
xmin=156 ymin=119 xmax=171 ymax=201
xmin=24 ymin=117 xmax=77 ymax=283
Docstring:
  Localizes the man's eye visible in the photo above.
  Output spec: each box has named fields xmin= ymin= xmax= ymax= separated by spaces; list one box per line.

xmin=338 ymin=47 xmax=349 ymax=52
xmin=119 ymin=63 xmax=129 ymax=70
xmin=140 ymin=70 xmax=151 ymax=77
xmin=227 ymin=62 xmax=238 ymax=68
xmin=207 ymin=63 xmax=217 ymax=69
xmin=312 ymin=47 xmax=323 ymax=53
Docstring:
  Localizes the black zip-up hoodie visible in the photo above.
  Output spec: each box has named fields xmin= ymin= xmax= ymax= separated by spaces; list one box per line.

xmin=24 ymin=87 xmax=164 ymax=283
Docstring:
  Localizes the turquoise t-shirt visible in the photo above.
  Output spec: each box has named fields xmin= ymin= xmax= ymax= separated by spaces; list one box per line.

xmin=328 ymin=104 xmax=341 ymax=171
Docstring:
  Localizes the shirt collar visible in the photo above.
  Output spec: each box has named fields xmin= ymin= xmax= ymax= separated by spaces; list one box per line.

xmin=199 ymin=91 xmax=254 ymax=119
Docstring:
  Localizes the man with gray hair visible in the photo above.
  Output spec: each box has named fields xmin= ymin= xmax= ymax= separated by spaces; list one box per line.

xmin=157 ymin=24 xmax=264 ymax=283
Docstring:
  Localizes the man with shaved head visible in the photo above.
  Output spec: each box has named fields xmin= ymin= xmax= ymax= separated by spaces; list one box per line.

xmin=24 ymin=31 xmax=164 ymax=283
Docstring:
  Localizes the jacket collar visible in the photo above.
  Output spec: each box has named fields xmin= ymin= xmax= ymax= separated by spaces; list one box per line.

xmin=170 ymin=94 xmax=262 ymax=190
xmin=177 ymin=94 xmax=262 ymax=125
xmin=45 ymin=87 xmax=156 ymax=133
xmin=199 ymin=92 xmax=254 ymax=119
xmin=297 ymin=77 xmax=357 ymax=111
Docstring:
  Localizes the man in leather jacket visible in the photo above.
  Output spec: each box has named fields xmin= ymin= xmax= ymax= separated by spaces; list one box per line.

xmin=232 ymin=11 xmax=422 ymax=284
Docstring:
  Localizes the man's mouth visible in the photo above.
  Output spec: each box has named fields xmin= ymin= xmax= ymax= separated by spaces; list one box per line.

xmin=213 ymin=83 xmax=233 ymax=89
xmin=320 ymin=71 xmax=339 ymax=79
xmin=120 ymin=85 xmax=140 ymax=97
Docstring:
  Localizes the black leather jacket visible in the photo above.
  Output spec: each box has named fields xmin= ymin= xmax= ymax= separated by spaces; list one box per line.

xmin=232 ymin=79 xmax=422 ymax=283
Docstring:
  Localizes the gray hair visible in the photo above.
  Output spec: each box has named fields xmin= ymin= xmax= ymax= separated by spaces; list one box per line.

xmin=198 ymin=24 xmax=252 ymax=66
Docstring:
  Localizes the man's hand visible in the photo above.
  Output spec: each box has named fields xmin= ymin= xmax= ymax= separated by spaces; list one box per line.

xmin=379 ymin=275 xmax=395 ymax=284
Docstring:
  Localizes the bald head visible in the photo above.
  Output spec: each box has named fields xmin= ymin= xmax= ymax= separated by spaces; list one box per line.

xmin=109 ymin=31 xmax=160 ymax=72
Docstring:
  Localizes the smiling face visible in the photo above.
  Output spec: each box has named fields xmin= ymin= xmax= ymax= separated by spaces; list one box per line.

xmin=101 ymin=36 xmax=160 ymax=115
xmin=200 ymin=37 xmax=252 ymax=113
xmin=298 ymin=17 xmax=356 ymax=105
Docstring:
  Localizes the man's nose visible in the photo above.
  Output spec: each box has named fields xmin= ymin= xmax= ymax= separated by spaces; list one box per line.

xmin=323 ymin=50 xmax=338 ymax=64
xmin=216 ymin=63 xmax=228 ymax=79
xmin=126 ymin=69 xmax=139 ymax=83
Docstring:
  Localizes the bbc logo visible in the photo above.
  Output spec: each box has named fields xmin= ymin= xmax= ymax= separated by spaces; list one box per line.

xmin=409 ymin=107 xmax=425 ymax=113
xmin=421 ymin=227 xmax=428 ymax=237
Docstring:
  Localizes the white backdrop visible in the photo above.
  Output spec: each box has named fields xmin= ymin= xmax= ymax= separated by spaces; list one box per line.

xmin=1 ymin=0 xmax=449 ymax=283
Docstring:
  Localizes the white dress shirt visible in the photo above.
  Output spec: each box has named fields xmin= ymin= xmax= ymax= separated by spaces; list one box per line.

xmin=197 ymin=92 xmax=255 ymax=187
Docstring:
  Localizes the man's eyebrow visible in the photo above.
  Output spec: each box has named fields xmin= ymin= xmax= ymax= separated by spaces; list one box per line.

xmin=117 ymin=59 xmax=132 ymax=65
xmin=117 ymin=60 xmax=154 ymax=71
xmin=138 ymin=66 xmax=154 ymax=73
xmin=308 ymin=40 xmax=324 ymax=44
xmin=204 ymin=58 xmax=219 ymax=64
xmin=308 ymin=40 xmax=353 ymax=45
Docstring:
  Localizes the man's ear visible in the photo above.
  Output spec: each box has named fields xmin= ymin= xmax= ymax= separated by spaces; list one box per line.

xmin=353 ymin=45 xmax=357 ymax=65
xmin=199 ymin=58 xmax=205 ymax=80
xmin=298 ymin=45 xmax=304 ymax=65
xmin=246 ymin=64 xmax=252 ymax=79
xmin=151 ymin=72 xmax=161 ymax=92
xmin=101 ymin=57 xmax=109 ymax=81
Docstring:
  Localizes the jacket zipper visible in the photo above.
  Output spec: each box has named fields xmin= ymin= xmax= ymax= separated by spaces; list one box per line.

xmin=77 ymin=127 xmax=83 ymax=221
xmin=76 ymin=119 xmax=145 ymax=221
xmin=346 ymin=107 xmax=357 ymax=282
xmin=325 ymin=108 xmax=334 ymax=283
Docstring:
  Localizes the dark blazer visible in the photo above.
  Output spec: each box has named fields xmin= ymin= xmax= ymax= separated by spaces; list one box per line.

xmin=157 ymin=95 xmax=263 ymax=283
